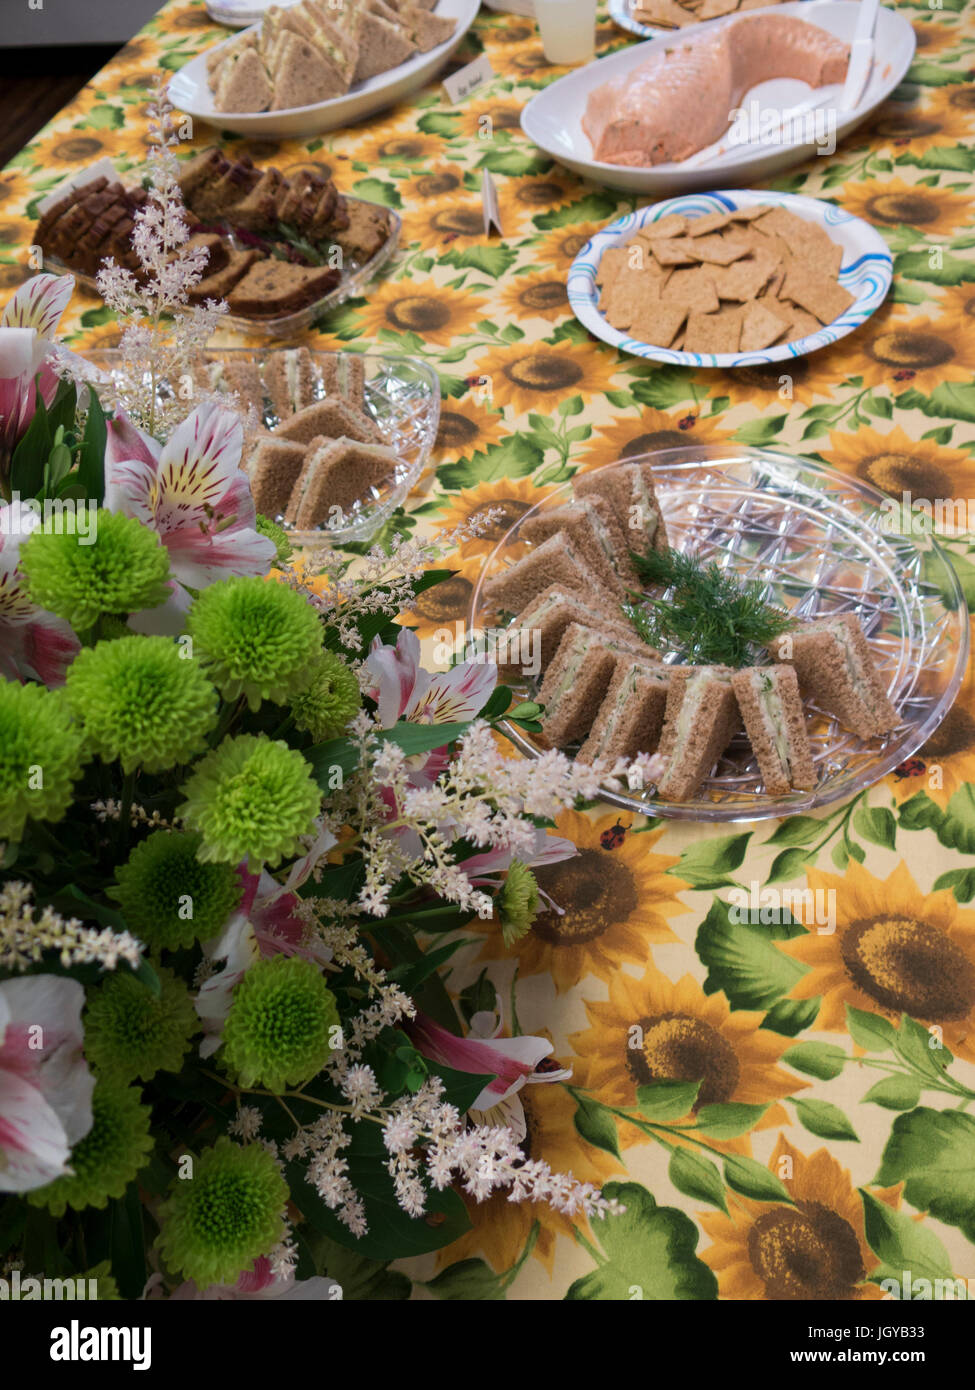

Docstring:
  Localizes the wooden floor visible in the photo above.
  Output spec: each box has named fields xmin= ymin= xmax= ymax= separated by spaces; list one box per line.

xmin=0 ymin=45 xmax=119 ymax=169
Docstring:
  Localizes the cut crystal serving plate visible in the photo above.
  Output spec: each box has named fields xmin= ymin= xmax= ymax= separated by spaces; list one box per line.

xmin=470 ymin=447 xmax=969 ymax=822
xmin=84 ymin=348 xmax=440 ymax=546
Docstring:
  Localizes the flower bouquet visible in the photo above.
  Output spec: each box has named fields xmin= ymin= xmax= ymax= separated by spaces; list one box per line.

xmin=0 ymin=93 xmax=621 ymax=1299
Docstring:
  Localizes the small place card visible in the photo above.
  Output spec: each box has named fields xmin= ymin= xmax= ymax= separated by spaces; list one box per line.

xmin=481 ymin=170 xmax=503 ymax=238
xmin=443 ymin=54 xmax=495 ymax=105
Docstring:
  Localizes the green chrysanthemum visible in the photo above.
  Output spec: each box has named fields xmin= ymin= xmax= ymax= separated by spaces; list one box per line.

xmin=84 ymin=964 xmax=197 ymax=1082
xmin=156 ymin=1138 xmax=287 ymax=1288
xmin=186 ymin=576 xmax=323 ymax=711
xmin=0 ymin=680 xmax=85 ymax=839
xmin=21 ymin=510 xmax=171 ymax=632
xmin=178 ymin=734 xmax=321 ymax=870
xmin=27 ymin=1076 xmax=153 ymax=1217
xmin=291 ymin=649 xmax=361 ymax=740
xmin=498 ymin=861 xmax=540 ymax=948
xmin=64 ymin=635 xmax=218 ymax=773
xmin=113 ymin=830 xmax=242 ymax=951
xmin=222 ymin=955 xmax=339 ymax=1092
xmin=255 ymin=515 xmax=293 ymax=566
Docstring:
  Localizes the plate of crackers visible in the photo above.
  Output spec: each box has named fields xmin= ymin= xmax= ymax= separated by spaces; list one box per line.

xmin=608 ymin=0 xmax=802 ymax=39
xmin=568 ymin=189 xmax=892 ymax=368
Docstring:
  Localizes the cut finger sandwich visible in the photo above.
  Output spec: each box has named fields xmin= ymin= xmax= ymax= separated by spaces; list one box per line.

xmin=771 ymin=613 xmax=898 ymax=740
xmin=731 ymin=665 xmax=816 ymax=795
xmin=654 ymin=666 xmax=740 ymax=801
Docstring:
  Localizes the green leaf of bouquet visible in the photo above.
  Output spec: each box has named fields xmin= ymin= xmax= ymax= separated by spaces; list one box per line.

xmin=694 ymin=1102 xmax=769 ymax=1140
xmin=425 ymin=1257 xmax=507 ymax=1300
xmin=760 ymin=997 xmax=822 ymax=1036
xmin=635 ymin=1080 xmax=700 ymax=1121
xmin=845 ymin=1005 xmax=897 ymax=1053
xmin=863 ymin=1074 xmax=922 ymax=1110
xmin=76 ymin=388 xmax=106 ymax=504
xmin=384 ymin=720 xmax=470 ymax=756
xmin=897 ymin=791 xmax=945 ymax=832
xmin=936 ymin=784 xmax=975 ymax=853
xmin=10 ymin=386 xmax=51 ymax=497
xmin=289 ymin=1147 xmax=471 ymax=1263
xmin=793 ymin=1097 xmax=859 ymax=1142
xmin=668 ymin=1148 xmax=728 ymax=1214
xmin=722 ymin=1155 xmax=794 ymax=1205
xmin=673 ymin=832 xmax=751 ymax=888
xmin=932 ymin=867 xmax=975 ymax=902
xmin=783 ymin=1041 xmax=847 ymax=1079
xmin=573 ymin=1092 xmax=621 ymax=1157
xmin=695 ymin=898 xmax=807 ymax=1011
xmin=305 ymin=1231 xmax=411 ymax=1300
xmin=853 ymin=804 xmax=897 ymax=851
xmin=875 ymin=1108 xmax=975 ymax=1241
xmin=564 ymin=1182 xmax=717 ymax=1300
xmin=305 ymin=736 xmax=360 ymax=790
xmin=766 ymin=815 xmax=822 ymax=847
xmin=458 ymin=968 xmax=497 ymax=1025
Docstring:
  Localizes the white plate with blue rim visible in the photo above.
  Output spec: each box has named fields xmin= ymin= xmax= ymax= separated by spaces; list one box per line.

xmin=607 ymin=0 xmax=811 ymax=40
xmin=567 ymin=188 xmax=893 ymax=370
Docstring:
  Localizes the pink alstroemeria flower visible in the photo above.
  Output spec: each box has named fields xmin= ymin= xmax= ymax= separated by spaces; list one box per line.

xmin=149 ymin=1260 xmax=341 ymax=1301
xmin=0 ymin=500 xmax=80 ymax=685
xmin=0 ymin=273 xmax=74 ymax=476
xmin=459 ymin=830 xmax=577 ymax=916
xmin=195 ymin=855 xmax=334 ymax=1058
xmin=0 ymin=975 xmax=94 ymax=1193
xmin=104 ymin=401 xmax=276 ymax=630
xmin=363 ymin=627 xmax=496 ymax=730
xmin=409 ymin=1009 xmax=571 ymax=1138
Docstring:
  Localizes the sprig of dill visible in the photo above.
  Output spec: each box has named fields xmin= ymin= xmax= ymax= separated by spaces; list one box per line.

xmin=625 ymin=547 xmax=793 ymax=668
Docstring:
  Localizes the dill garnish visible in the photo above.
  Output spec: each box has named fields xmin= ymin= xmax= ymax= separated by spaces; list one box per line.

xmin=625 ymin=547 xmax=793 ymax=668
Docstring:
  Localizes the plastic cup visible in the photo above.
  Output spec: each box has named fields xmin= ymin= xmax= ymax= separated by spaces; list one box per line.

xmin=534 ymin=0 xmax=597 ymax=65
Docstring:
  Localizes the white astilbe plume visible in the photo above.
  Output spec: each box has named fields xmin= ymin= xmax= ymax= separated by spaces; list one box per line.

xmin=94 ymin=76 xmax=229 ymax=436
xmin=0 ymin=880 xmax=142 ymax=974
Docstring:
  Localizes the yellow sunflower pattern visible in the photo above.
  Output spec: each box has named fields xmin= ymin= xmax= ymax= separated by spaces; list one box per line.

xmin=4 ymin=0 xmax=975 ymax=1302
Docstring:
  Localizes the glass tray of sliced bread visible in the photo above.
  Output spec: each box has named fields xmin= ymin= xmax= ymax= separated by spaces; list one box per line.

xmin=33 ymin=150 xmax=398 ymax=337
xmin=87 ymin=346 xmax=440 ymax=545
xmin=470 ymin=446 xmax=968 ymax=822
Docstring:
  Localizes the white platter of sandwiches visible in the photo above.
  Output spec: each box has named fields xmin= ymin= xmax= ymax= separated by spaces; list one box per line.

xmin=520 ymin=0 xmax=915 ymax=193
xmin=87 ymin=347 xmax=440 ymax=545
xmin=471 ymin=447 xmax=969 ymax=822
xmin=170 ymin=0 xmax=479 ymax=137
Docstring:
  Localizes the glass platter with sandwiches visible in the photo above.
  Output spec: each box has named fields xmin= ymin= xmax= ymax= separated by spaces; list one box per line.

xmin=569 ymin=189 xmax=892 ymax=369
xmin=169 ymin=0 xmax=480 ymax=139
xmin=85 ymin=346 xmax=440 ymax=545
xmin=469 ymin=447 xmax=968 ymax=823
xmin=32 ymin=152 xmax=399 ymax=339
xmin=520 ymin=0 xmax=915 ymax=194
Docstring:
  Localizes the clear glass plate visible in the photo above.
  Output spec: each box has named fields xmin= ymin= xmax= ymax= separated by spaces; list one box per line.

xmin=84 ymin=347 xmax=440 ymax=546
xmin=469 ymin=446 xmax=970 ymax=822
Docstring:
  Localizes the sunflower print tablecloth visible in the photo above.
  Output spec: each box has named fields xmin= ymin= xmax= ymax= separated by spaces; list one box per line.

xmin=5 ymin=0 xmax=975 ymax=1303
